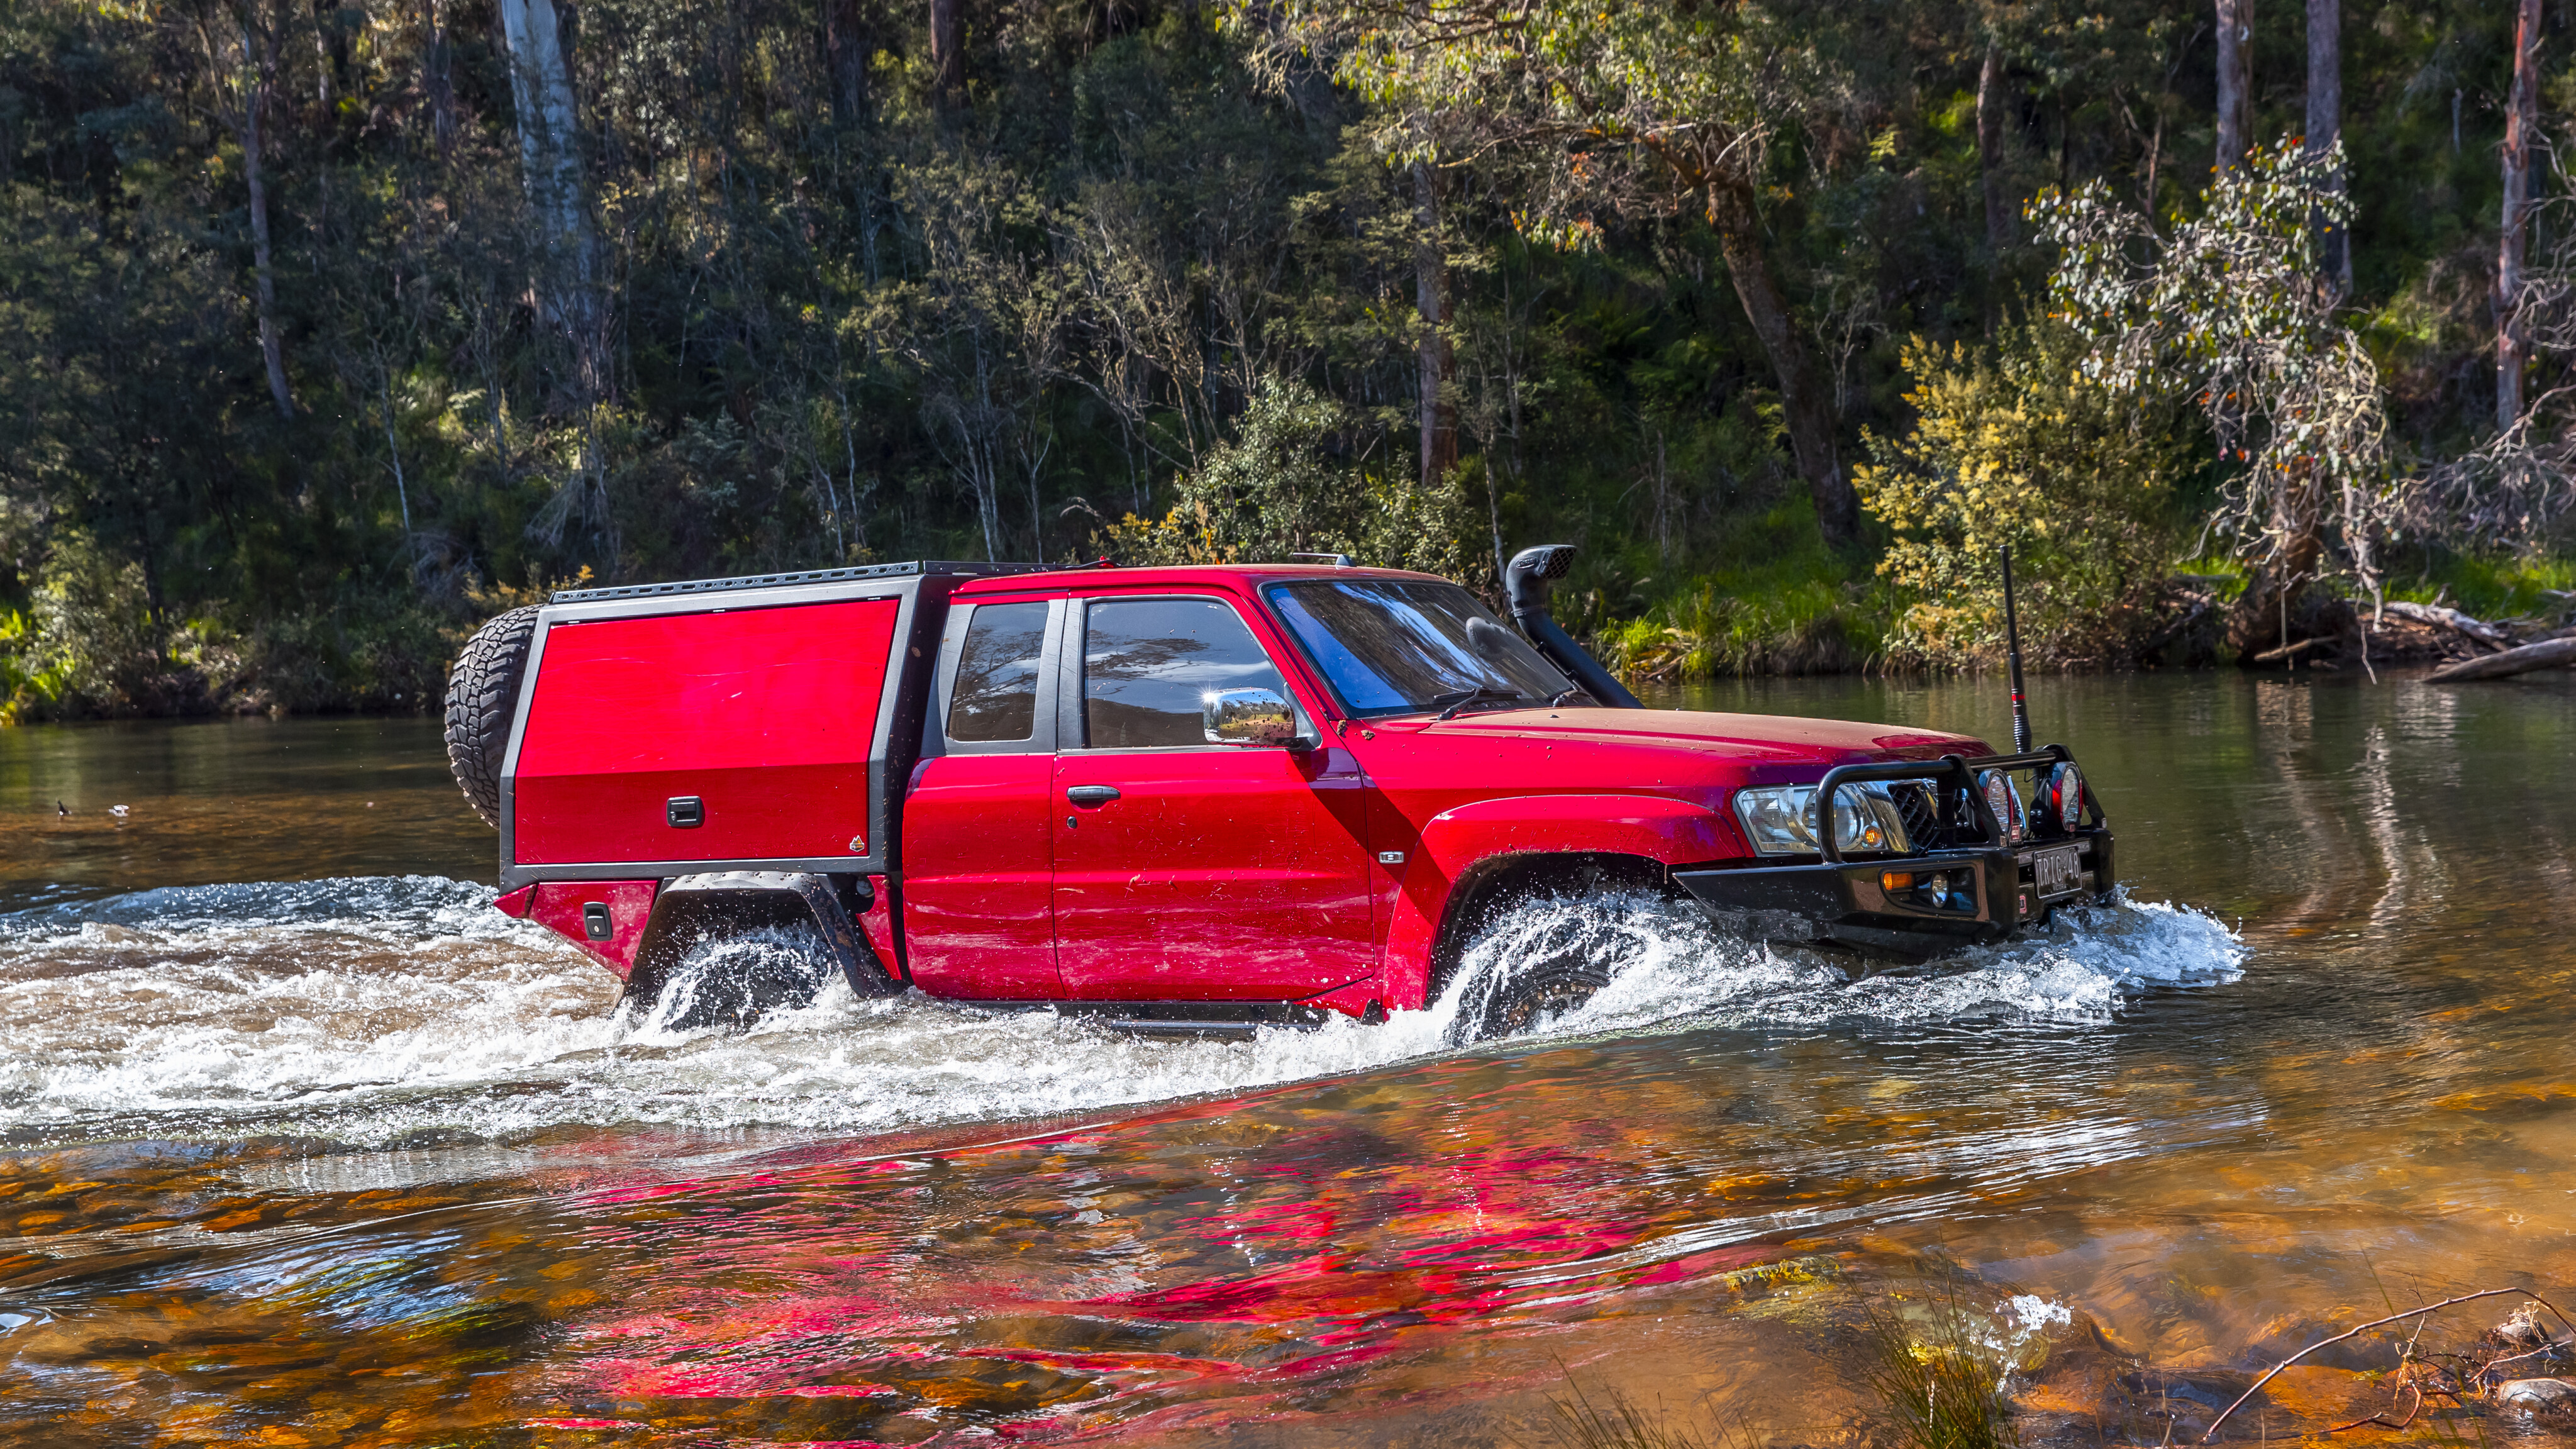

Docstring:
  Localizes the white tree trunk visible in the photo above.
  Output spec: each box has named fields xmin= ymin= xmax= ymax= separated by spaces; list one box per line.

xmin=2499 ymin=0 xmax=2541 ymax=430
xmin=495 ymin=0 xmax=605 ymax=399
xmin=2215 ymin=0 xmax=2251 ymax=177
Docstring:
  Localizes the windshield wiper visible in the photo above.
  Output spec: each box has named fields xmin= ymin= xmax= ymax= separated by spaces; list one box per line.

xmin=1430 ymin=687 xmax=1532 ymax=721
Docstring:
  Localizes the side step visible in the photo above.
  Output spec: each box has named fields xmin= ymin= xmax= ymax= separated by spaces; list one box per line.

xmin=965 ymin=1001 xmax=1333 ymax=1037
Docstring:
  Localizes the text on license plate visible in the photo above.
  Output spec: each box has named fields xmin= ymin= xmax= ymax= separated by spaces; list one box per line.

xmin=2031 ymin=845 xmax=2084 ymax=899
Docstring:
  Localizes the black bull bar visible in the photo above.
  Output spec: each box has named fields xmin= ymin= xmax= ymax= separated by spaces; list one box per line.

xmin=1673 ymin=748 xmax=2115 ymax=956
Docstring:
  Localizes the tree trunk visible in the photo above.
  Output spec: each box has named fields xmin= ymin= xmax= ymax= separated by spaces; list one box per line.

xmin=2215 ymin=0 xmax=2251 ymax=177
xmin=2305 ymin=0 xmax=2347 ymax=293
xmin=1707 ymin=175 xmax=1861 ymax=552
xmin=495 ymin=0 xmax=607 ymax=402
xmin=930 ymin=0 xmax=963 ymax=109
xmin=2226 ymin=460 xmax=2328 ymax=659
xmin=423 ymin=0 xmax=456 ymax=158
xmin=2499 ymin=0 xmax=2541 ymax=430
xmin=242 ymin=17 xmax=295 ymax=422
xmin=1976 ymin=40 xmax=2009 ymax=254
xmin=826 ymin=0 xmax=870 ymax=127
xmin=1413 ymin=159 xmax=1457 ymax=487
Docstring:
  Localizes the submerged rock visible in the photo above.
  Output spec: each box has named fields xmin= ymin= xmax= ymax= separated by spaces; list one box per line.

xmin=2496 ymin=1377 xmax=2576 ymax=1416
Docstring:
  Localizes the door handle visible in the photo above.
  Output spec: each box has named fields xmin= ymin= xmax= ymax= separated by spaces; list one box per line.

xmin=1067 ymin=785 xmax=1122 ymax=808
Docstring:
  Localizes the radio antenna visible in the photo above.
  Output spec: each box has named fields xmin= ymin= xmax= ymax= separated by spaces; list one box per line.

xmin=2001 ymin=544 xmax=2033 ymax=753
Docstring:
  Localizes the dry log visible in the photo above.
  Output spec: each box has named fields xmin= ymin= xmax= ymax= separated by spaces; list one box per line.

xmin=2254 ymin=636 xmax=2328 ymax=662
xmin=2384 ymin=600 xmax=2511 ymax=647
xmin=2426 ymin=635 xmax=2576 ymax=682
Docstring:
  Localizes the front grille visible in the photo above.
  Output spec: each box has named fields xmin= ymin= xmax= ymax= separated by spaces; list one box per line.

xmin=1891 ymin=782 xmax=1944 ymax=852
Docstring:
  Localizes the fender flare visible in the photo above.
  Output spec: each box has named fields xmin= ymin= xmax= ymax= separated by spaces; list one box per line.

xmin=630 ymin=872 xmax=901 ymax=999
xmin=1380 ymin=794 xmax=1742 ymax=1011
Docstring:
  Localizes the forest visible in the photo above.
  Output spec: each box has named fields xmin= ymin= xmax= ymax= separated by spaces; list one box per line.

xmin=3 ymin=0 xmax=2573 ymax=718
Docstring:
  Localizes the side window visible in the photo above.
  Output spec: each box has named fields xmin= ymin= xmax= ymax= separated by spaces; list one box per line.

xmin=948 ymin=602 xmax=1050 ymax=743
xmin=1083 ymin=598 xmax=1287 ymax=749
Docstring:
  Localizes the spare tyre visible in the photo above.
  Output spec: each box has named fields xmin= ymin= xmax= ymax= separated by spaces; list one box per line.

xmin=444 ymin=605 xmax=541 ymax=826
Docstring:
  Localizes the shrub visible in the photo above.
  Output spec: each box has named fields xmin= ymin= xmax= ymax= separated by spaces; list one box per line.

xmin=16 ymin=531 xmax=166 ymax=716
xmin=1853 ymin=322 xmax=2195 ymax=667
xmin=1102 ymin=379 xmax=1477 ymax=580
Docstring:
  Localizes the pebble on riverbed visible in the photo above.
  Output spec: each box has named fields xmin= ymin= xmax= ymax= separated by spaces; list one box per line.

xmin=2496 ymin=1378 xmax=2576 ymax=1416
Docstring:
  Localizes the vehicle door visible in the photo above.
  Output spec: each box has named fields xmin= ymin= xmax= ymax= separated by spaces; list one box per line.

xmin=899 ymin=596 xmax=1065 ymax=999
xmin=1051 ymin=593 xmax=1375 ymax=1001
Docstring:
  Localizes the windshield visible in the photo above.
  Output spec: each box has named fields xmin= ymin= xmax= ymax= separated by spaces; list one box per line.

xmin=1265 ymin=579 xmax=1575 ymax=718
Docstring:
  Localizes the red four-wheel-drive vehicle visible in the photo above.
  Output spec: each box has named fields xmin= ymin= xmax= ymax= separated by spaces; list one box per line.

xmin=443 ymin=548 xmax=2114 ymax=1036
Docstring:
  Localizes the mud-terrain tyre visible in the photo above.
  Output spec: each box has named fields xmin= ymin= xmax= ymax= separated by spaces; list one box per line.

xmin=622 ymin=924 xmax=840 ymax=1031
xmin=1456 ymin=920 xmax=1614 ymax=1044
xmin=445 ymin=605 xmax=541 ymax=826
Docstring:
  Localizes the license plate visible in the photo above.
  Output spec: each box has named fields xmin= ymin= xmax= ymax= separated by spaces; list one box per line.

xmin=2030 ymin=845 xmax=2085 ymax=899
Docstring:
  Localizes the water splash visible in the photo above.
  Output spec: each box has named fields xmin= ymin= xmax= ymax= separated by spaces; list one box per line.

xmin=0 ymin=876 xmax=2243 ymax=1148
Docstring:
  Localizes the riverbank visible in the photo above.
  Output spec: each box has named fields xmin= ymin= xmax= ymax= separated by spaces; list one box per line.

xmin=1594 ymin=554 xmax=2576 ymax=682
xmin=3 ymin=554 xmax=2571 ymax=724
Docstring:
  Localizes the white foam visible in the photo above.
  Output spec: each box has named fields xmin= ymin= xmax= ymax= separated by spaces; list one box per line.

xmin=0 ymin=877 xmax=2245 ymax=1147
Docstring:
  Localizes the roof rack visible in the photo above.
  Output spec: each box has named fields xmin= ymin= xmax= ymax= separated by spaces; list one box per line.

xmin=550 ymin=560 xmax=1056 ymax=604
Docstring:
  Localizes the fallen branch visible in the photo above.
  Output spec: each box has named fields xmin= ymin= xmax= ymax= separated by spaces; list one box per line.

xmin=2384 ymin=601 xmax=2512 ymax=648
xmin=2426 ymin=635 xmax=2576 ymax=682
xmin=2200 ymin=1288 xmax=2576 ymax=1443
xmin=2255 ymin=636 xmax=2328 ymax=663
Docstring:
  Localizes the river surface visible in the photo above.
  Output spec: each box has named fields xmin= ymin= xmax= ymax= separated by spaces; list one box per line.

xmin=3 ymin=671 xmax=2573 ymax=1447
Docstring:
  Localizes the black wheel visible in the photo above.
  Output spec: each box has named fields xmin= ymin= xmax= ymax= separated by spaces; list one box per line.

xmin=443 ymin=605 xmax=541 ymax=826
xmin=1473 ymin=955 xmax=1612 ymax=1041
xmin=1448 ymin=902 xmax=1618 ymax=1044
xmin=622 ymin=923 xmax=840 ymax=1031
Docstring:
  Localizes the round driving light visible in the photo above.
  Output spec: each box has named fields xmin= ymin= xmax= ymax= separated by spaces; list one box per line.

xmin=2048 ymin=763 xmax=2085 ymax=832
xmin=1978 ymin=769 xmax=2024 ymax=843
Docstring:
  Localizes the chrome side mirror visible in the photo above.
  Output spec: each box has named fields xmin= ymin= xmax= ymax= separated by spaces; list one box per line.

xmin=1203 ymin=687 xmax=1299 ymax=747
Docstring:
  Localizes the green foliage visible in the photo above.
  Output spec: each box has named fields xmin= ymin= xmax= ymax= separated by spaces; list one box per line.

xmin=1854 ymin=323 xmax=2196 ymax=666
xmin=2033 ymin=142 xmax=2398 ymax=591
xmin=0 ymin=0 xmax=2568 ymax=712
xmin=14 ymin=530 xmax=163 ymax=717
xmin=1102 ymin=379 xmax=1474 ymax=579
xmin=2382 ymin=552 xmax=2576 ymax=622
xmin=1597 ymin=541 xmax=1885 ymax=680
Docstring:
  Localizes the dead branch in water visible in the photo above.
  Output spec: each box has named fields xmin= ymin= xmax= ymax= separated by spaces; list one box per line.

xmin=2199 ymin=1287 xmax=2576 ymax=1443
xmin=2427 ymin=635 xmax=2576 ymax=682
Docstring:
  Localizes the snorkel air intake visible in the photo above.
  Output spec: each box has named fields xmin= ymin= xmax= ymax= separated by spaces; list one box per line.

xmin=1504 ymin=545 xmax=1644 ymax=709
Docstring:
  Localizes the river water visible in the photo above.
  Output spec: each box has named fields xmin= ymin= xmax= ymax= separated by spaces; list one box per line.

xmin=1 ymin=670 xmax=2572 ymax=1446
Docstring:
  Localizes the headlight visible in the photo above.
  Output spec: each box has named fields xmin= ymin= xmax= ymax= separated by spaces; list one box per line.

xmin=2043 ymin=762 xmax=2085 ymax=832
xmin=1978 ymin=769 xmax=2027 ymax=843
xmin=1732 ymin=782 xmax=1914 ymax=857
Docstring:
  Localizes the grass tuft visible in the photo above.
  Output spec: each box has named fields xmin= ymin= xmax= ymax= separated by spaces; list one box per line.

xmin=1862 ymin=1272 xmax=2023 ymax=1449
xmin=1531 ymin=1373 xmax=1757 ymax=1449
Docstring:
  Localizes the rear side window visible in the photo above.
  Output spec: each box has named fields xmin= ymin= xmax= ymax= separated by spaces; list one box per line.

xmin=1082 ymin=598 xmax=1285 ymax=749
xmin=948 ymin=602 xmax=1050 ymax=742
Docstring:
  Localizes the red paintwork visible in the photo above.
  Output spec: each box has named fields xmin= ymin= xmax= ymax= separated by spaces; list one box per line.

xmin=1053 ymin=742 xmax=1375 ymax=1001
xmin=514 ymin=597 xmax=898 ymax=865
xmin=898 ymin=753 xmax=1064 ymax=999
xmin=501 ymin=564 xmax=1991 ymax=1019
xmin=852 ymin=874 xmax=901 ymax=982
xmin=1335 ymin=706 xmax=1987 ymax=1009
xmin=525 ymin=879 xmax=660 ymax=978
xmin=1377 ymin=793 xmax=1737 ymax=1009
